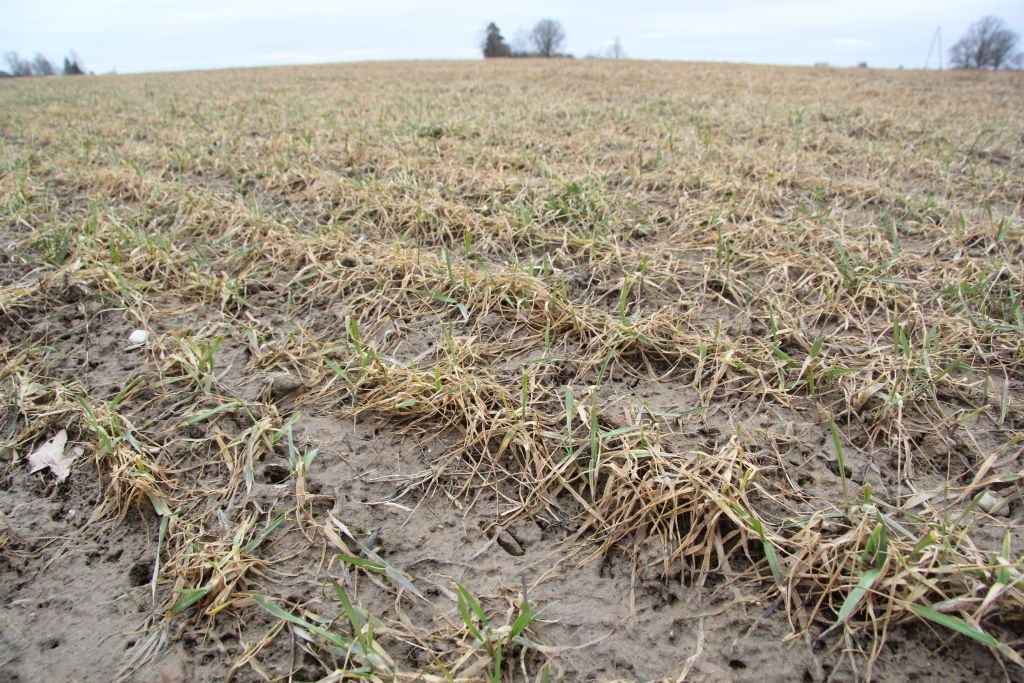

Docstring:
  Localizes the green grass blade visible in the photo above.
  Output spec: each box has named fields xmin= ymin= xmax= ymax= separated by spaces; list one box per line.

xmin=336 ymin=554 xmax=386 ymax=572
xmin=454 ymin=582 xmax=486 ymax=643
xmin=251 ymin=594 xmax=351 ymax=651
xmin=835 ymin=567 xmax=881 ymax=623
xmin=908 ymin=603 xmax=1022 ymax=666
xmin=185 ymin=401 xmax=240 ymax=425
xmin=169 ymin=586 xmax=210 ymax=615
xmin=242 ymin=513 xmax=286 ymax=554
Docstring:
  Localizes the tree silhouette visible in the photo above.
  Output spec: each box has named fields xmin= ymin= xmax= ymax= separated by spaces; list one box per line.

xmin=608 ymin=38 xmax=625 ymax=59
xmin=949 ymin=16 xmax=1022 ymax=70
xmin=63 ymin=52 xmax=85 ymax=75
xmin=32 ymin=53 xmax=56 ymax=76
xmin=481 ymin=22 xmax=511 ymax=58
xmin=530 ymin=19 xmax=566 ymax=58
xmin=4 ymin=51 xmax=32 ymax=77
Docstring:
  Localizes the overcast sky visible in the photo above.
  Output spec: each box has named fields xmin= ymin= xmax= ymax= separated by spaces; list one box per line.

xmin=2 ymin=0 xmax=1023 ymax=74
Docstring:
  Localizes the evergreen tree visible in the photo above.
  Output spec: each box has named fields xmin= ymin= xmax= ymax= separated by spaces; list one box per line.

xmin=63 ymin=54 xmax=84 ymax=76
xmin=482 ymin=23 xmax=511 ymax=58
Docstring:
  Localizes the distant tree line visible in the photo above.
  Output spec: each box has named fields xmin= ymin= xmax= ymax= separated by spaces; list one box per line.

xmin=1 ymin=51 xmax=87 ymax=78
xmin=483 ymin=15 xmax=1024 ymax=72
xmin=482 ymin=19 xmax=572 ymax=58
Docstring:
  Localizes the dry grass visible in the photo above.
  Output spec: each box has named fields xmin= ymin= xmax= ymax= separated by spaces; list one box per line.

xmin=1 ymin=60 xmax=1023 ymax=680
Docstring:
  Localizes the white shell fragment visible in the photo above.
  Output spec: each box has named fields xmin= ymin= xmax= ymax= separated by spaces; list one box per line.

xmin=978 ymin=491 xmax=1010 ymax=517
xmin=128 ymin=329 xmax=150 ymax=345
xmin=27 ymin=430 xmax=81 ymax=483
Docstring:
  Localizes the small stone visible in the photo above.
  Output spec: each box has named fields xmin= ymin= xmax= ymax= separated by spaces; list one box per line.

xmin=510 ymin=519 xmax=543 ymax=546
xmin=128 ymin=329 xmax=149 ymax=345
xmin=495 ymin=528 xmax=524 ymax=556
xmin=270 ymin=373 xmax=303 ymax=399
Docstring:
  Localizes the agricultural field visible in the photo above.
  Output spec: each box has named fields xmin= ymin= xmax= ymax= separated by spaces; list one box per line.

xmin=1 ymin=60 xmax=1022 ymax=681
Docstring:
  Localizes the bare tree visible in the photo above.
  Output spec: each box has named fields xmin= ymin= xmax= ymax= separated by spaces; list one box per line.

xmin=530 ymin=19 xmax=566 ymax=58
xmin=608 ymin=38 xmax=625 ymax=60
xmin=949 ymin=16 xmax=1022 ymax=70
xmin=4 ymin=51 xmax=32 ymax=77
xmin=32 ymin=53 xmax=56 ymax=76
xmin=511 ymin=28 xmax=532 ymax=57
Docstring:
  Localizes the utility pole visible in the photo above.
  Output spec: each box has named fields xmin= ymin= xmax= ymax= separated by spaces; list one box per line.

xmin=925 ymin=27 xmax=943 ymax=69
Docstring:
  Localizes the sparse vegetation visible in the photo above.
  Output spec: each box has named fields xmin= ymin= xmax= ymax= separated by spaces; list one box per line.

xmin=0 ymin=61 xmax=1022 ymax=681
